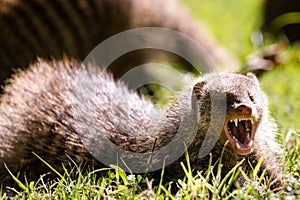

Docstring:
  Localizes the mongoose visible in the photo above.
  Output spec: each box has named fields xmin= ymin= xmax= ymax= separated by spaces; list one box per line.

xmin=0 ymin=58 xmax=285 ymax=190
xmin=0 ymin=0 xmax=239 ymax=90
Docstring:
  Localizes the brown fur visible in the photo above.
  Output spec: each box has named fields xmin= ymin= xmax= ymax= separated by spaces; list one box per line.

xmin=0 ymin=0 xmax=239 ymax=89
xmin=0 ymin=58 xmax=285 ymax=191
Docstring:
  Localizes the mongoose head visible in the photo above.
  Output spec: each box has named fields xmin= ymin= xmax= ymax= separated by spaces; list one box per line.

xmin=193 ymin=72 xmax=266 ymax=155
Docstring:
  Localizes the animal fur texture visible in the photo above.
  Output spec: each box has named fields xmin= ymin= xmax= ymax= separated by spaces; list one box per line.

xmin=0 ymin=0 xmax=239 ymax=89
xmin=0 ymin=58 xmax=285 ymax=191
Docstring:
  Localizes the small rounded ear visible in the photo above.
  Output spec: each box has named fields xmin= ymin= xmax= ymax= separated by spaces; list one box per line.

xmin=246 ymin=72 xmax=260 ymax=86
xmin=193 ymin=80 xmax=206 ymax=100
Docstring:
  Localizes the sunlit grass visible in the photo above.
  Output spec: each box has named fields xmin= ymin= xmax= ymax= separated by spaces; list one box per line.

xmin=2 ymin=148 xmax=296 ymax=199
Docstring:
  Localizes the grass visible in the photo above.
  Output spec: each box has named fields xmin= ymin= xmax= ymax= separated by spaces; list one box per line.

xmin=182 ymin=0 xmax=264 ymax=61
xmin=1 ymin=0 xmax=300 ymax=199
xmin=2 ymin=150 xmax=292 ymax=199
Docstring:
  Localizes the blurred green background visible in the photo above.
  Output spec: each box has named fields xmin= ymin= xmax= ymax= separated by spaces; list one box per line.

xmin=182 ymin=0 xmax=300 ymax=132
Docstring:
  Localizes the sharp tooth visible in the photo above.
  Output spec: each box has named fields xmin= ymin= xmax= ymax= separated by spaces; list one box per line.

xmin=248 ymin=140 xmax=253 ymax=147
xmin=236 ymin=143 xmax=242 ymax=150
xmin=234 ymin=119 xmax=238 ymax=127
xmin=250 ymin=118 xmax=254 ymax=124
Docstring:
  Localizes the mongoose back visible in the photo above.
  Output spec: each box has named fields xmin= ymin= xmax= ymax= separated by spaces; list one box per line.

xmin=0 ymin=58 xmax=285 ymax=190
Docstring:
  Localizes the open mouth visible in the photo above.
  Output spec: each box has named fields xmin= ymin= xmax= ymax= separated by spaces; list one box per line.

xmin=224 ymin=118 xmax=255 ymax=155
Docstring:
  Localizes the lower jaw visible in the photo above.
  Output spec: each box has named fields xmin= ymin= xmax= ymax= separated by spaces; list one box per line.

xmin=234 ymin=148 xmax=251 ymax=155
xmin=230 ymin=141 xmax=252 ymax=155
xmin=221 ymin=131 xmax=254 ymax=155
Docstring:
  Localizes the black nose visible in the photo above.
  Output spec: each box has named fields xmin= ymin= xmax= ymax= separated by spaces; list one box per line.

xmin=237 ymin=104 xmax=252 ymax=115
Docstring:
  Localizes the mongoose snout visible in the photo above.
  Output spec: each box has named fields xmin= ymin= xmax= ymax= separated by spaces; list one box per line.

xmin=236 ymin=104 xmax=252 ymax=115
xmin=224 ymin=116 xmax=255 ymax=155
xmin=224 ymin=103 xmax=258 ymax=155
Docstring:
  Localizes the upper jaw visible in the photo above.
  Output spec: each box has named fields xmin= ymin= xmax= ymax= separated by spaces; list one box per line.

xmin=224 ymin=116 xmax=257 ymax=155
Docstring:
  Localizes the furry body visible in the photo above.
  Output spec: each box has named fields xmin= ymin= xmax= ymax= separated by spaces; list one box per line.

xmin=0 ymin=59 xmax=284 ymax=190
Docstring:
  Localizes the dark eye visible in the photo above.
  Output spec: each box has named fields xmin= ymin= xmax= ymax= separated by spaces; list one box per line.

xmin=226 ymin=93 xmax=240 ymax=104
xmin=226 ymin=93 xmax=235 ymax=102
xmin=249 ymin=94 xmax=255 ymax=103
